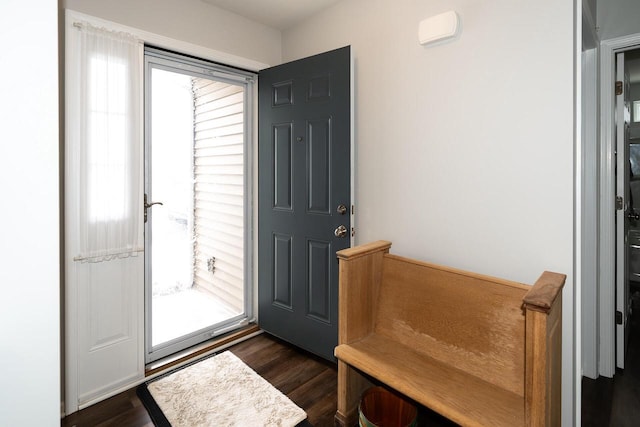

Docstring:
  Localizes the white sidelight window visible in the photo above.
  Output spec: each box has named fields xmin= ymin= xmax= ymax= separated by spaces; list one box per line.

xmin=67 ymin=23 xmax=143 ymax=262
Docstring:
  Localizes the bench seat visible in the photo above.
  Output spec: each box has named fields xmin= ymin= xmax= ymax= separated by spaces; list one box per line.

xmin=336 ymin=334 xmax=524 ymax=427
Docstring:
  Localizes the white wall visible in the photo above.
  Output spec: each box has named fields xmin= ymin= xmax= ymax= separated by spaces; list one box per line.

xmin=283 ymin=0 xmax=575 ymax=424
xmin=0 ymin=1 xmax=60 ymax=426
xmin=597 ymin=0 xmax=640 ymax=40
xmin=64 ymin=0 xmax=282 ymax=66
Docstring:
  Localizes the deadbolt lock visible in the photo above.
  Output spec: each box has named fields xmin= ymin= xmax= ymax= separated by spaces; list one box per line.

xmin=337 ymin=204 xmax=347 ymax=215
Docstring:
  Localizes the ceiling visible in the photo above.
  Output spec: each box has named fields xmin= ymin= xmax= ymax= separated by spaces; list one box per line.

xmin=201 ymin=0 xmax=342 ymax=30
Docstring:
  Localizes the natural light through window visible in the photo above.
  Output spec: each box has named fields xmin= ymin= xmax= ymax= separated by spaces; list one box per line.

xmin=88 ymin=55 xmax=128 ymax=222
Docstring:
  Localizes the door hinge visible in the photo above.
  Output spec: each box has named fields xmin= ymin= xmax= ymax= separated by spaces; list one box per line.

xmin=616 ymin=81 xmax=623 ymax=95
xmin=616 ymin=310 xmax=623 ymax=325
xmin=616 ymin=196 xmax=624 ymax=210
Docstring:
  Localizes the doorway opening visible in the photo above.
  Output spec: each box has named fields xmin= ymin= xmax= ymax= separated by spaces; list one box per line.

xmin=623 ymin=50 xmax=640 ymax=304
xmin=614 ymin=48 xmax=640 ymax=372
xmin=144 ymin=47 xmax=255 ymax=363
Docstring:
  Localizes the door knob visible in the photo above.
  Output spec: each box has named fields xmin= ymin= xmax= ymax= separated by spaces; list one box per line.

xmin=334 ymin=225 xmax=348 ymax=238
xmin=629 ymin=211 xmax=640 ymax=221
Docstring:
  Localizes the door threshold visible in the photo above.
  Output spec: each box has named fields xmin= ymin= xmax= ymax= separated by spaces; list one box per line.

xmin=145 ymin=323 xmax=261 ymax=376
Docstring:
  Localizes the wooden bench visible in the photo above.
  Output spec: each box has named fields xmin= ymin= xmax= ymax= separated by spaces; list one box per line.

xmin=334 ymin=241 xmax=565 ymax=427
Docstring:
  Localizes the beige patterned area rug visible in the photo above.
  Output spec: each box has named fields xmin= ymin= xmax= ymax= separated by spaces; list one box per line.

xmin=138 ymin=351 xmax=308 ymax=427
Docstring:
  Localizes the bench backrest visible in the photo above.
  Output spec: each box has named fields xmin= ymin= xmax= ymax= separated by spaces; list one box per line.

xmin=374 ymin=254 xmax=530 ymax=397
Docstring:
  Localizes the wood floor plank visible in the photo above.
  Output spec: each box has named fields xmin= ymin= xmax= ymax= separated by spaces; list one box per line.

xmin=266 ymin=356 xmax=330 ymax=395
xmin=288 ymin=367 xmax=338 ymax=427
xmin=63 ymin=389 xmax=152 ymax=427
xmin=288 ymin=367 xmax=337 ymax=408
xmin=227 ymin=333 xmax=275 ymax=359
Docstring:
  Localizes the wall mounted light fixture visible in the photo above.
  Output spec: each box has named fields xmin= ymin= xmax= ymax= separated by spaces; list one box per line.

xmin=418 ymin=11 xmax=461 ymax=47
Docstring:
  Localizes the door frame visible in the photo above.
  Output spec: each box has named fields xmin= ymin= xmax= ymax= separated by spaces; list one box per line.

xmin=143 ymin=49 xmax=257 ymax=363
xmin=599 ymin=32 xmax=640 ymax=377
xmin=580 ymin=42 xmax=599 ymax=380
xmin=64 ymin=8 xmax=268 ymax=413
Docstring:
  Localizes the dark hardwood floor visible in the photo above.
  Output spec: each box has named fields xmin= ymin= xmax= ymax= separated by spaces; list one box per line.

xmin=61 ymin=332 xmax=457 ymax=427
xmin=61 ymin=333 xmax=338 ymax=427
xmin=582 ymin=285 xmax=640 ymax=426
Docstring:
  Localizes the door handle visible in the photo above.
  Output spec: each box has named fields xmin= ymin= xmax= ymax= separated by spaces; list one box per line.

xmin=334 ymin=225 xmax=348 ymax=238
xmin=629 ymin=211 xmax=640 ymax=221
xmin=145 ymin=201 xmax=164 ymax=209
xmin=144 ymin=194 xmax=163 ymax=223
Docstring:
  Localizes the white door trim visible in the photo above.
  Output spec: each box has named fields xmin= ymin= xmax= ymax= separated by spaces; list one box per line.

xmin=599 ymin=33 xmax=640 ymax=377
xmin=581 ymin=46 xmax=599 ymax=380
xmin=580 ymin=0 xmax=599 ymax=382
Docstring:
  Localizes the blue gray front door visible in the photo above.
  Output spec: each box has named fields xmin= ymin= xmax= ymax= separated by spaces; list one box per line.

xmin=258 ymin=46 xmax=352 ymax=361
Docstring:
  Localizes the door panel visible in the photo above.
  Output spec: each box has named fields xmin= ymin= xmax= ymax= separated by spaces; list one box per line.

xmin=274 ymin=124 xmax=294 ymax=210
xmin=76 ymin=257 xmax=143 ymax=404
xmin=308 ymin=239 xmax=331 ymax=322
xmin=258 ymin=46 xmax=352 ymax=361
xmin=308 ymin=118 xmax=332 ymax=213
xmin=273 ymin=233 xmax=293 ymax=308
